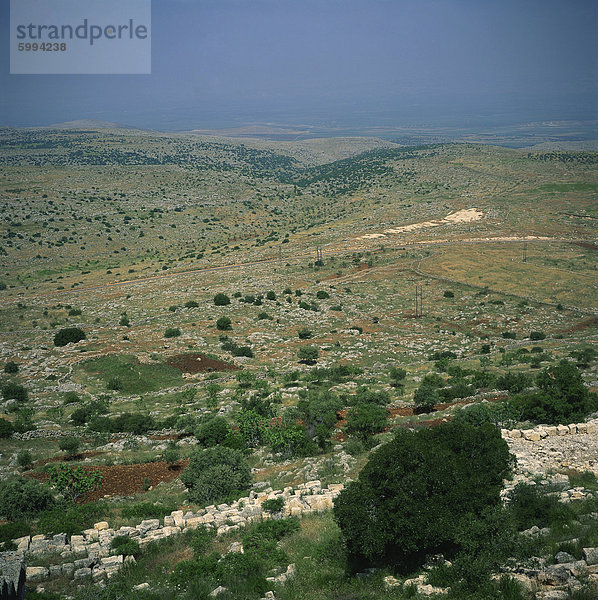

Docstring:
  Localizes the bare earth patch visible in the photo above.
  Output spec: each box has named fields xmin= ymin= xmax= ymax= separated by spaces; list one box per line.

xmin=166 ymin=353 xmax=240 ymax=374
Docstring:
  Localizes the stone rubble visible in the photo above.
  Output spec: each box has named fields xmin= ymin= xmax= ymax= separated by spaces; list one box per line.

xmin=11 ymin=480 xmax=342 ymax=589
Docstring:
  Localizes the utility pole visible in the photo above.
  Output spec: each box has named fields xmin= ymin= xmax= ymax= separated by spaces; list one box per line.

xmin=415 ymin=285 xmax=423 ymax=318
xmin=523 ymin=242 xmax=527 ymax=263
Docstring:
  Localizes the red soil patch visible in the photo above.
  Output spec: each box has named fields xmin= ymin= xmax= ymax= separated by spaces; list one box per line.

xmin=573 ymin=242 xmax=598 ymax=252
xmin=166 ymin=353 xmax=239 ymax=374
xmin=30 ymin=460 xmax=189 ymax=503
xmin=559 ymin=317 xmax=598 ymax=335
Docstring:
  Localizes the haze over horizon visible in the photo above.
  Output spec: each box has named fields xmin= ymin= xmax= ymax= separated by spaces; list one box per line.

xmin=0 ymin=0 xmax=596 ymax=134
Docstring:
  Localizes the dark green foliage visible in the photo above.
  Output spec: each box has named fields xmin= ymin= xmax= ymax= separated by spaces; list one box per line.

xmin=496 ymin=372 xmax=531 ymax=393
xmin=297 ymin=390 xmax=342 ymax=448
xmin=181 ymin=446 xmax=251 ymax=505
xmin=216 ymin=316 xmax=232 ymax=330
xmin=443 ymin=290 xmax=455 ymax=298
xmin=570 ymin=346 xmax=596 ymax=368
xmin=529 ymin=331 xmax=546 ymax=340
xmin=257 ymin=311 xmax=272 ymax=320
xmin=68 ymin=308 xmax=82 ymax=316
xmin=107 ymin=376 xmax=123 ymax=391
xmin=510 ymin=360 xmax=596 ymax=425
xmin=266 ymin=291 xmax=276 ymax=300
xmin=59 ymin=436 xmax=80 ymax=457
xmin=453 ymin=402 xmax=519 ymax=429
xmin=316 ymin=290 xmax=330 ymax=299
xmin=89 ymin=412 xmax=155 ymax=434
xmin=63 ymin=391 xmax=81 ymax=404
xmin=184 ymin=300 xmax=199 ymax=308
xmin=0 ymin=476 xmax=55 ymax=521
xmin=508 ymin=483 xmax=575 ymax=530
xmin=389 ymin=366 xmax=407 ymax=388
xmin=502 ymin=331 xmax=517 ymax=339
xmin=120 ymin=501 xmax=177 ymax=520
xmin=345 ymin=403 xmax=387 ymax=442
xmin=1 ymin=382 xmax=28 ymax=402
xmin=264 ymin=422 xmax=313 ymax=458
xmin=213 ymin=293 xmax=231 ymax=306
xmin=0 ymin=520 xmax=30 ymax=543
xmin=0 ymin=418 xmax=14 ymax=438
xmin=261 ymin=497 xmax=284 ymax=513
xmin=297 ymin=327 xmax=313 ymax=339
xmin=164 ymin=327 xmax=181 ymax=338
xmin=189 ymin=524 xmax=215 ymax=555
xmin=37 ymin=502 xmax=103 ymax=536
xmin=350 ymin=387 xmax=389 ymax=406
xmin=47 ymin=464 xmax=103 ymax=503
xmin=119 ymin=315 xmax=130 ymax=327
xmin=3 ymin=361 xmax=19 ymax=374
xmin=53 ymin=326 xmax=86 ymax=347
xmin=195 ymin=416 xmax=231 ymax=447
xmin=17 ymin=449 xmax=33 ymax=469
xmin=334 ymin=422 xmax=513 ymax=572
xmin=110 ymin=535 xmax=140 ymax=557
xmin=163 ymin=441 xmax=180 ymax=467
xmin=298 ymin=345 xmax=319 ymax=364
xmin=413 ymin=384 xmax=439 ymax=412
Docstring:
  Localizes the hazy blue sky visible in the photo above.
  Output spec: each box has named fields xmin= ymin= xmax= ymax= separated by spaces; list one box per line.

xmin=0 ymin=0 xmax=596 ymax=130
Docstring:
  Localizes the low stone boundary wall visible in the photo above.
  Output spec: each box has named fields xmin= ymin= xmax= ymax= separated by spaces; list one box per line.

xmin=9 ymin=480 xmax=343 ymax=588
xmin=502 ymin=419 xmax=598 ymax=441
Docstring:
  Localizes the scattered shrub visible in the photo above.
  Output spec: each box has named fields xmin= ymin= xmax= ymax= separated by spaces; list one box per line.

xmin=59 ymin=436 xmax=80 ymax=458
xmin=53 ymin=327 xmax=86 ymax=347
xmin=216 ymin=316 xmax=232 ymax=331
xmin=298 ymin=345 xmax=319 ymax=364
xmin=316 ymin=290 xmax=330 ymax=299
xmin=16 ymin=450 xmax=32 ymax=470
xmin=529 ymin=331 xmax=546 ymax=341
xmin=3 ymin=361 xmax=19 ymax=374
xmin=46 ymin=464 xmax=103 ymax=503
xmin=298 ymin=327 xmax=313 ymax=339
xmin=0 ymin=419 xmax=14 ymax=439
xmin=261 ymin=497 xmax=284 ymax=513
xmin=0 ymin=476 xmax=55 ymax=521
xmin=345 ymin=403 xmax=387 ymax=442
xmin=164 ymin=327 xmax=181 ymax=338
xmin=119 ymin=315 xmax=130 ymax=327
xmin=1 ymin=382 xmax=28 ymax=402
xmin=443 ymin=290 xmax=455 ymax=298
xmin=110 ymin=535 xmax=140 ymax=557
xmin=184 ymin=300 xmax=199 ymax=308
xmin=181 ymin=446 xmax=252 ymax=505
xmin=214 ymin=293 xmax=231 ymax=306
xmin=266 ymin=291 xmax=276 ymax=300
xmin=195 ymin=416 xmax=231 ymax=447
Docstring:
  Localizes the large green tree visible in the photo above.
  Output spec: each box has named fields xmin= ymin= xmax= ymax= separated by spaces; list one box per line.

xmin=333 ymin=421 xmax=513 ymax=572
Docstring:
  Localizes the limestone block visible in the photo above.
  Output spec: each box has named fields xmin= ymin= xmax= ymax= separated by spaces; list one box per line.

xmin=557 ymin=425 xmax=569 ymax=436
xmin=163 ymin=515 xmax=175 ymax=527
xmin=583 ymin=548 xmax=598 ymax=565
xmin=524 ymin=430 xmax=541 ymax=441
xmin=26 ymin=567 xmax=49 ymax=582
xmin=14 ymin=536 xmax=29 ymax=552
xmin=576 ymin=423 xmax=588 ymax=434
xmin=171 ymin=510 xmax=185 ymax=528
xmin=83 ymin=528 xmax=99 ymax=541
xmin=74 ymin=567 xmax=92 ymax=579
xmin=544 ymin=426 xmax=558 ymax=437
xmin=101 ymin=555 xmax=123 ymax=568
xmin=304 ymin=494 xmax=333 ymax=512
xmin=509 ymin=429 xmax=522 ymax=438
xmin=586 ymin=423 xmax=597 ymax=434
xmin=62 ymin=563 xmax=75 ymax=577
xmin=49 ymin=565 xmax=62 ymax=579
xmin=568 ymin=424 xmax=578 ymax=435
xmin=94 ymin=522 xmax=109 ymax=531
